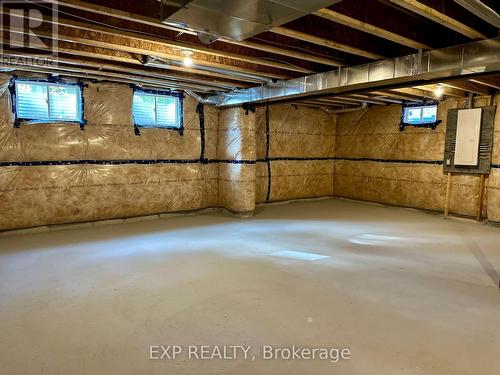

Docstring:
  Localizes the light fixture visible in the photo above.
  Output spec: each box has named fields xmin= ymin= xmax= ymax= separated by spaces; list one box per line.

xmin=182 ymin=50 xmax=193 ymax=67
xmin=434 ymin=83 xmax=444 ymax=98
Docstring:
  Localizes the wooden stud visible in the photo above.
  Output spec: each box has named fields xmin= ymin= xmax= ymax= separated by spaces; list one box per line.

xmin=477 ymin=174 xmax=486 ymax=221
xmin=444 ymin=172 xmax=452 ymax=217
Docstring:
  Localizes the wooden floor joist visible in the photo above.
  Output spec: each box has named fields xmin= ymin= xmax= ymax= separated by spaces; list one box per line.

xmin=46 ymin=0 xmax=344 ymax=68
xmin=6 ymin=12 xmax=313 ymax=75
xmin=390 ymin=0 xmax=487 ymax=39
xmin=4 ymin=38 xmax=267 ymax=85
xmin=2 ymin=26 xmax=289 ymax=81
xmin=2 ymin=50 xmax=248 ymax=90
xmin=314 ymin=8 xmax=431 ymax=50
xmin=270 ymin=26 xmax=386 ymax=60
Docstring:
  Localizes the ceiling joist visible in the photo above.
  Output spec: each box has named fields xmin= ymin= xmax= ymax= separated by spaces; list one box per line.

xmin=45 ymin=0 xmax=344 ymax=68
xmin=2 ymin=26 xmax=289 ymax=81
xmin=5 ymin=11 xmax=313 ymax=75
xmin=390 ymin=0 xmax=487 ymax=39
xmin=314 ymin=8 xmax=431 ymax=50
xmin=270 ymin=26 xmax=386 ymax=60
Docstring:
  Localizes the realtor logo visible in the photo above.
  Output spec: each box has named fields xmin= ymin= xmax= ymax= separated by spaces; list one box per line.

xmin=0 ymin=0 xmax=58 ymax=66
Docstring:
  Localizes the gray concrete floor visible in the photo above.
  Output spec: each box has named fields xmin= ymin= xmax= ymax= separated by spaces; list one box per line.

xmin=1 ymin=198 xmax=500 ymax=375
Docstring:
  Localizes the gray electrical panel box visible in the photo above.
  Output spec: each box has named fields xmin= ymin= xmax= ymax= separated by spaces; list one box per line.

xmin=444 ymin=106 xmax=496 ymax=174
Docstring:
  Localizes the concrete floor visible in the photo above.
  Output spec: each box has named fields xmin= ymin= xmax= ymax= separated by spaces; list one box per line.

xmin=1 ymin=199 xmax=500 ymax=375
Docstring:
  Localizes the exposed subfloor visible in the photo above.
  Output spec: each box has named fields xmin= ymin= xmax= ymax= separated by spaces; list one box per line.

xmin=1 ymin=199 xmax=500 ymax=374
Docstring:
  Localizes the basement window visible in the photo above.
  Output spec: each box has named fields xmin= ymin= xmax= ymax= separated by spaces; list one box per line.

xmin=132 ymin=89 xmax=183 ymax=131
xmin=400 ymin=103 xmax=441 ymax=131
xmin=13 ymin=80 xmax=84 ymax=125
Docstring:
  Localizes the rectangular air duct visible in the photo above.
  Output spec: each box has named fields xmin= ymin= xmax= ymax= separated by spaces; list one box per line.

xmin=161 ymin=0 xmax=342 ymax=41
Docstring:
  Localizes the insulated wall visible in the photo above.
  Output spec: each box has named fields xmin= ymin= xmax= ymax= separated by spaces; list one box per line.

xmin=217 ymin=107 xmax=256 ymax=214
xmin=255 ymin=104 xmax=336 ymax=203
xmin=334 ymin=96 xmax=499 ymax=220
xmin=488 ymin=96 xmax=500 ymax=221
xmin=0 ymin=74 xmax=218 ymax=230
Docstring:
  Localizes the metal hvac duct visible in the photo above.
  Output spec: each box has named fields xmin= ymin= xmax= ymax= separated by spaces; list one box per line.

xmin=454 ymin=0 xmax=500 ymax=29
xmin=206 ymin=37 xmax=500 ymax=107
xmin=161 ymin=0 xmax=343 ymax=41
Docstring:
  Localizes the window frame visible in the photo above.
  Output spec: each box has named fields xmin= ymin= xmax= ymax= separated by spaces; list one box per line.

xmin=11 ymin=78 xmax=85 ymax=127
xmin=399 ymin=101 xmax=441 ymax=131
xmin=132 ymin=88 xmax=184 ymax=134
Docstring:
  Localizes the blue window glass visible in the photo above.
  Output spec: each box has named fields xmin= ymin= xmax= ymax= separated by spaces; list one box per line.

xmin=15 ymin=81 xmax=82 ymax=123
xmin=132 ymin=91 xmax=181 ymax=129
xmin=403 ymin=105 xmax=437 ymax=125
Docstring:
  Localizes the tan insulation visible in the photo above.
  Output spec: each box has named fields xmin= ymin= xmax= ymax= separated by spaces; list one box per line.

xmin=487 ymin=94 xmax=500 ymax=221
xmin=0 ymin=164 xmax=217 ymax=229
xmin=334 ymin=97 xmax=500 ymax=220
xmin=334 ymin=160 xmax=480 ymax=216
xmin=487 ymin=169 xmax=500 ymax=222
xmin=1 ymin=69 xmax=499 ymax=229
xmin=255 ymin=162 xmax=268 ymax=203
xmin=336 ymin=101 xmax=453 ymax=161
xmin=270 ymin=160 xmax=334 ymax=201
xmin=268 ymin=104 xmax=336 ymax=158
xmin=255 ymin=104 xmax=336 ymax=203
xmin=0 ymin=77 xmax=222 ymax=230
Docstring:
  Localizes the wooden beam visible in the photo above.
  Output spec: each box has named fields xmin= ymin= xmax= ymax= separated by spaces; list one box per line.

xmin=4 ymin=36 xmax=265 ymax=84
xmin=370 ymin=91 xmax=422 ymax=102
xmin=390 ymin=0 xmax=487 ymax=39
xmin=391 ymin=87 xmax=441 ymax=100
xmin=314 ymin=8 xmax=431 ymax=50
xmin=7 ymin=65 xmax=215 ymax=92
xmin=344 ymin=94 xmax=389 ymax=105
xmin=444 ymin=172 xmax=452 ymax=217
xmin=227 ymin=39 xmax=344 ymax=67
xmin=2 ymin=26 xmax=288 ymax=80
xmin=414 ymin=84 xmax=467 ymax=98
xmin=48 ymin=0 xmax=344 ymax=67
xmin=271 ymin=26 xmax=386 ymax=60
xmin=468 ymin=79 xmax=500 ymax=91
xmin=477 ymin=174 xmax=486 ymax=221
xmin=2 ymin=50 xmax=247 ymax=90
xmin=315 ymin=97 xmax=361 ymax=106
xmin=442 ymin=82 xmax=490 ymax=96
xmin=6 ymin=11 xmax=312 ymax=75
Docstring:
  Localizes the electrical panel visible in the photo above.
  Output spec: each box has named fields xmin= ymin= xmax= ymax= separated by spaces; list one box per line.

xmin=444 ymin=106 xmax=496 ymax=174
xmin=454 ymin=108 xmax=482 ymax=166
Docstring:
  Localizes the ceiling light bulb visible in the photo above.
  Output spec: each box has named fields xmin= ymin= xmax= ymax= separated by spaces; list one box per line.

xmin=182 ymin=50 xmax=193 ymax=67
xmin=434 ymin=84 xmax=444 ymax=98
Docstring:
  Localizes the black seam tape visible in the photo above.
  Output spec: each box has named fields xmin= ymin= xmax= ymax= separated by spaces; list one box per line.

xmin=336 ymin=157 xmax=443 ymax=165
xmin=265 ymin=105 xmax=271 ymax=202
xmin=2 ymin=158 xmax=496 ymax=168
xmin=197 ymin=103 xmax=206 ymax=163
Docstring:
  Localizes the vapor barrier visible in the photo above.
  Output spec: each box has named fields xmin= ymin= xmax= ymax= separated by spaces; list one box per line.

xmin=217 ymin=107 xmax=256 ymax=213
xmin=0 ymin=164 xmax=218 ymax=229
xmin=0 ymin=77 xmax=221 ymax=230
xmin=334 ymin=97 xmax=499 ymax=220
xmin=254 ymin=104 xmax=336 ymax=203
